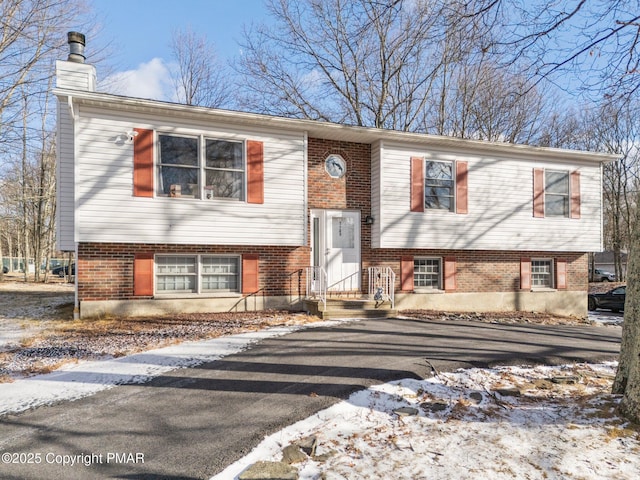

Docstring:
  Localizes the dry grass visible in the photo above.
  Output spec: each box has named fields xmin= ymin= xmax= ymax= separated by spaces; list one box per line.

xmin=0 ymin=310 xmax=321 ymax=381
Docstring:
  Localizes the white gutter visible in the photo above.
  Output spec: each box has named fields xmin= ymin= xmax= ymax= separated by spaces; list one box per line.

xmin=53 ymin=88 xmax=620 ymax=165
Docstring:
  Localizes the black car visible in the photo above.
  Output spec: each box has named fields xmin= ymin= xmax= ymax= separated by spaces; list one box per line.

xmin=588 ymin=286 xmax=626 ymax=312
xmin=52 ymin=263 xmax=75 ymax=277
xmin=2 ymin=266 xmax=7 ymax=274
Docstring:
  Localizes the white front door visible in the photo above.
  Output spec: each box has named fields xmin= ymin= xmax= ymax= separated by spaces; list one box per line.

xmin=311 ymin=210 xmax=361 ymax=291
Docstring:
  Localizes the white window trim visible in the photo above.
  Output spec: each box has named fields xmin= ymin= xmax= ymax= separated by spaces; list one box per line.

xmin=531 ymin=257 xmax=556 ymax=291
xmin=544 ymin=169 xmax=570 ymax=218
xmin=424 ymin=160 xmax=456 ymax=213
xmin=154 ymin=254 xmax=242 ymax=297
xmin=413 ymin=256 xmax=444 ymax=292
xmin=156 ymin=133 xmax=247 ymax=201
xmin=157 ymin=133 xmax=200 ymax=198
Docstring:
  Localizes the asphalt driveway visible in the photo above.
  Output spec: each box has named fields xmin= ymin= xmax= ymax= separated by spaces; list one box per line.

xmin=0 ymin=317 xmax=621 ymax=480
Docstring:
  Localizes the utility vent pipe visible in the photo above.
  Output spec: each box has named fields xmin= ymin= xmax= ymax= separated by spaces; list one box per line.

xmin=67 ymin=31 xmax=86 ymax=63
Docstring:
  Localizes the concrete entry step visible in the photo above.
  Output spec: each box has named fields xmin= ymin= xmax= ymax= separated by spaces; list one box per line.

xmin=303 ymin=298 xmax=397 ymax=320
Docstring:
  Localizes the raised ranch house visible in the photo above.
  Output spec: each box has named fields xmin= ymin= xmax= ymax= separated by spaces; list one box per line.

xmin=55 ymin=33 xmax=616 ymax=319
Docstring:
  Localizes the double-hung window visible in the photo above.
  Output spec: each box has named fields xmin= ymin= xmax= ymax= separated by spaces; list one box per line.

xmin=156 ymin=255 xmax=240 ymax=294
xmin=424 ymin=161 xmax=455 ymax=212
xmin=158 ymin=135 xmax=199 ymax=197
xmin=205 ymin=140 xmax=244 ymax=200
xmin=531 ymin=259 xmax=553 ymax=288
xmin=157 ymin=134 xmax=245 ymax=200
xmin=533 ymin=168 xmax=579 ymax=219
xmin=544 ymin=171 xmax=569 ymax=217
xmin=414 ymin=257 xmax=442 ymax=290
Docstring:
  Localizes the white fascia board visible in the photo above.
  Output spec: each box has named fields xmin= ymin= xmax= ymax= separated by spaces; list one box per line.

xmin=53 ymin=88 xmax=621 ymax=165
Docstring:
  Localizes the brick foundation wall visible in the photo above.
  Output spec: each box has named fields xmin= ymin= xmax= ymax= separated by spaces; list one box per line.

xmin=77 ymin=243 xmax=587 ymax=302
xmin=360 ymin=250 xmax=588 ymax=293
xmin=77 ymin=243 xmax=310 ymax=301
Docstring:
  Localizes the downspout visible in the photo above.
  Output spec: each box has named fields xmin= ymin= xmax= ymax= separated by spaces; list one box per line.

xmin=67 ymin=96 xmax=76 ymax=121
xmin=74 ymin=242 xmax=79 ymax=319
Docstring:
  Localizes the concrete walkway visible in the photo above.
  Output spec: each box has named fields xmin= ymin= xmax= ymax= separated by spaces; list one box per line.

xmin=0 ymin=317 xmax=621 ymax=479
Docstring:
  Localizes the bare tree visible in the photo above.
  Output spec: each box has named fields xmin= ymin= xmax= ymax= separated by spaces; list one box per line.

xmin=169 ymin=27 xmax=230 ymax=108
xmin=469 ymin=0 xmax=640 ymax=423
xmin=592 ymin=102 xmax=639 ymax=281
xmin=235 ymin=0 xmax=640 ymax=421
xmin=1 ymin=0 xmax=94 ymax=281
xmin=0 ymin=0 xmax=91 ymax=146
xmin=480 ymin=0 xmax=640 ymax=100
xmin=237 ymin=0 xmax=557 ymax=141
xmin=237 ymin=0 xmax=458 ymax=129
xmin=432 ymin=59 xmax=552 ymax=144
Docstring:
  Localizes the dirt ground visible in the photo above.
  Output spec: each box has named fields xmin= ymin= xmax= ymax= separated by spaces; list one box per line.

xmin=0 ymin=276 xmax=321 ymax=382
xmin=0 ymin=277 xmax=607 ymax=382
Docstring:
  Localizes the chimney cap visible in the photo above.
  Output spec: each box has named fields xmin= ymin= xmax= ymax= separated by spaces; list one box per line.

xmin=67 ymin=31 xmax=86 ymax=44
xmin=67 ymin=31 xmax=86 ymax=63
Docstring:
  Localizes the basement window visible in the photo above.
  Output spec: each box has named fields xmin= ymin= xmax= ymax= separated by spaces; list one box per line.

xmin=531 ymin=259 xmax=553 ymax=289
xmin=156 ymin=255 xmax=240 ymax=294
xmin=414 ymin=257 xmax=442 ymax=290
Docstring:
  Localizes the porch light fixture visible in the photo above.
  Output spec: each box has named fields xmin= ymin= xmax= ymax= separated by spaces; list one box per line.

xmin=365 ymin=215 xmax=374 ymax=224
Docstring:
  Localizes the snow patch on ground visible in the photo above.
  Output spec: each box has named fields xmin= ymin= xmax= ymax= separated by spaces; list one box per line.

xmin=588 ymin=310 xmax=624 ymax=327
xmin=213 ymin=362 xmax=639 ymax=480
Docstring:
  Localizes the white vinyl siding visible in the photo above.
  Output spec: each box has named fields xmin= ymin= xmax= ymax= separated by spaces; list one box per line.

xmin=72 ymin=107 xmax=306 ymax=246
xmin=55 ymin=60 xmax=96 ymax=91
xmin=56 ymin=98 xmax=76 ymax=250
xmin=370 ymin=141 xmax=382 ymax=248
xmin=373 ymin=143 xmax=602 ymax=252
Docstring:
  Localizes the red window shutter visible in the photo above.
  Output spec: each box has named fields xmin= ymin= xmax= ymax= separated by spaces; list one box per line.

xmin=533 ymin=168 xmax=545 ymax=218
xmin=455 ymin=161 xmax=468 ymax=214
xmin=242 ymin=254 xmax=260 ymax=294
xmin=570 ymin=171 xmax=581 ymax=219
xmin=400 ymin=256 xmax=414 ymax=291
xmin=444 ymin=257 xmax=457 ymax=292
xmin=520 ymin=257 xmax=531 ymax=290
xmin=133 ymin=253 xmax=154 ymax=296
xmin=556 ymin=259 xmax=568 ymax=290
xmin=247 ymin=140 xmax=264 ymax=204
xmin=133 ymin=128 xmax=154 ymax=197
xmin=410 ymin=157 xmax=424 ymax=212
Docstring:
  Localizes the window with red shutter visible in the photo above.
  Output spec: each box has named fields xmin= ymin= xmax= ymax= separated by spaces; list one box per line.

xmin=520 ymin=258 xmax=532 ymax=290
xmin=247 ymin=140 xmax=264 ymax=204
xmin=570 ymin=171 xmax=580 ymax=219
xmin=444 ymin=257 xmax=457 ymax=291
xmin=556 ymin=259 xmax=568 ymax=290
xmin=133 ymin=253 xmax=154 ymax=296
xmin=455 ymin=162 xmax=468 ymax=214
xmin=242 ymin=254 xmax=260 ymax=294
xmin=400 ymin=256 xmax=414 ymax=291
xmin=410 ymin=157 xmax=424 ymax=212
xmin=133 ymin=128 xmax=154 ymax=197
xmin=533 ymin=169 xmax=545 ymax=218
